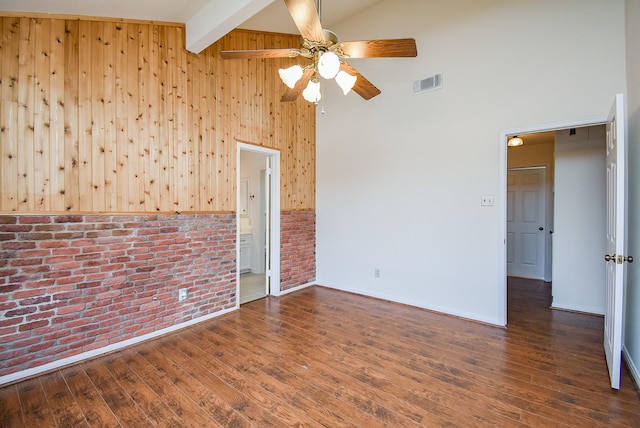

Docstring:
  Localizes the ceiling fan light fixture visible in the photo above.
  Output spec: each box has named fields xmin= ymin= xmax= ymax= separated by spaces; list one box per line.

xmin=317 ymin=51 xmax=340 ymax=79
xmin=507 ymin=136 xmax=524 ymax=147
xmin=302 ymin=79 xmax=322 ymax=103
xmin=278 ymin=65 xmax=304 ymax=88
xmin=335 ymin=70 xmax=357 ymax=95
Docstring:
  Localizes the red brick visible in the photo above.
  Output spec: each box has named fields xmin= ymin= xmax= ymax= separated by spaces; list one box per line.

xmin=27 ymin=340 xmax=57 ymax=353
xmin=5 ymin=306 xmax=37 ymax=317
xmin=0 ymin=300 xmax=18 ymax=311
xmin=24 ymin=279 xmax=55 ymax=289
xmin=0 ymin=317 xmax=24 ymax=328
xmin=0 ymin=284 xmax=21 ymax=293
xmin=19 ymin=295 xmax=52 ymax=306
xmin=53 ymin=290 xmax=81 ymax=301
xmin=43 ymin=329 xmax=70 ymax=341
xmin=26 ymin=310 xmax=55 ymax=322
xmin=56 ymin=304 xmax=86 ymax=315
xmin=18 ymin=320 xmax=49 ymax=332
xmin=0 ymin=216 xmax=17 ymax=225
xmin=39 ymin=240 xmax=70 ymax=249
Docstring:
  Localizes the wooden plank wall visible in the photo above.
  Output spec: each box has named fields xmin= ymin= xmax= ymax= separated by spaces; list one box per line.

xmin=0 ymin=16 xmax=316 ymax=213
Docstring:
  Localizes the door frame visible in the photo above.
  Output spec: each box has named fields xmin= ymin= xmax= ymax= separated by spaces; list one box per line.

xmin=498 ymin=116 xmax=608 ymax=326
xmin=237 ymin=142 xmax=281 ymax=308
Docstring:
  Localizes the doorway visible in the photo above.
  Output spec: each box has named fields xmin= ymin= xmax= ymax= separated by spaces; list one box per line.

xmin=499 ymin=118 xmax=608 ymax=326
xmin=237 ymin=143 xmax=281 ymax=306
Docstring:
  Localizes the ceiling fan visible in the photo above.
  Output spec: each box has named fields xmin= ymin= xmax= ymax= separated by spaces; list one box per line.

xmin=220 ymin=0 xmax=417 ymax=103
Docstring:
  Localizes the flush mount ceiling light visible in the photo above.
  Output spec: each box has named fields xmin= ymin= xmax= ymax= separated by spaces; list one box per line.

xmin=508 ymin=136 xmax=524 ymax=147
xmin=219 ymin=0 xmax=418 ymax=104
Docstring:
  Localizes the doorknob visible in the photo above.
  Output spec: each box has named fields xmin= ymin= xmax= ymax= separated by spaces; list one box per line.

xmin=538 ymin=226 xmax=544 ymax=231
xmin=625 ymin=256 xmax=634 ymax=263
xmin=604 ymin=254 xmax=615 ymax=262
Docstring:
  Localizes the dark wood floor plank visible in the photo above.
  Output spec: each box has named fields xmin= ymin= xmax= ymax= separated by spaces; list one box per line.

xmin=183 ymin=325 xmax=392 ymax=428
xmin=82 ymin=362 xmax=154 ymax=427
xmin=172 ymin=333 xmax=359 ymax=427
xmin=16 ymin=377 xmax=57 ymax=428
xmin=1 ymin=279 xmax=639 ymax=427
xmin=0 ymin=384 xmax=23 ymax=427
xmin=230 ymin=307 xmax=482 ymax=426
xmin=120 ymin=348 xmax=222 ymax=428
xmin=242 ymin=300 xmax=539 ymax=427
xmin=236 ymin=302 xmax=532 ymax=428
xmin=241 ymin=296 xmax=531 ymax=425
xmin=39 ymin=371 xmax=90 ymax=428
xmin=160 ymin=336 xmax=299 ymax=427
xmin=103 ymin=356 xmax=187 ymax=428
xmin=212 ymin=318 xmax=430 ymax=427
xmin=62 ymin=365 xmax=121 ymax=427
xmin=135 ymin=344 xmax=252 ymax=427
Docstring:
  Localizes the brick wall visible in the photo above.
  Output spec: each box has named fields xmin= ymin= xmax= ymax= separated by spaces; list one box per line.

xmin=280 ymin=210 xmax=316 ymax=291
xmin=0 ymin=214 xmax=236 ymax=377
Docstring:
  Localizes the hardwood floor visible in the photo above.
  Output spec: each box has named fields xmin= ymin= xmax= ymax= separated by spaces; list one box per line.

xmin=1 ymin=278 xmax=639 ymax=427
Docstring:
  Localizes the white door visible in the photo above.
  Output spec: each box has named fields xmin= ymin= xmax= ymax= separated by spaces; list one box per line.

xmin=507 ymin=168 xmax=546 ymax=279
xmin=604 ymin=93 xmax=628 ymax=390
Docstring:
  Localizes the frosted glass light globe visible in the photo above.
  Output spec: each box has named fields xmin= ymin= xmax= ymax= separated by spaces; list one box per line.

xmin=318 ymin=51 xmax=340 ymax=79
xmin=278 ymin=65 xmax=303 ymax=88
xmin=335 ymin=70 xmax=357 ymax=95
xmin=302 ymin=80 xmax=321 ymax=103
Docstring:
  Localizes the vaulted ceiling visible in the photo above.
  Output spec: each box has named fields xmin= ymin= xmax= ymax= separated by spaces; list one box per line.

xmin=0 ymin=0 xmax=383 ymax=53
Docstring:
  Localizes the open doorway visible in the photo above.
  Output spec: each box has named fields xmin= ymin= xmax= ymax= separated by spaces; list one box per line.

xmin=237 ymin=143 xmax=281 ymax=305
xmin=499 ymin=119 xmax=608 ymax=326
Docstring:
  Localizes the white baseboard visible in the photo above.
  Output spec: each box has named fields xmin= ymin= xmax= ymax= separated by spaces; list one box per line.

xmin=550 ymin=303 xmax=604 ymax=316
xmin=0 ymin=306 xmax=236 ymax=387
xmin=623 ymin=346 xmax=640 ymax=391
xmin=278 ymin=281 xmax=315 ymax=296
xmin=316 ymin=283 xmax=503 ymax=327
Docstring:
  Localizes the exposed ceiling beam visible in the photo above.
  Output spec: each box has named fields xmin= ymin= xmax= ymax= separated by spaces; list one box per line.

xmin=186 ymin=0 xmax=275 ymax=54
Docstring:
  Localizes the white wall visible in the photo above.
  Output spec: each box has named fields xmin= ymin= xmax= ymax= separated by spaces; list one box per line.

xmin=624 ymin=0 xmax=640 ymax=386
xmin=552 ymin=127 xmax=606 ymax=314
xmin=316 ymin=0 xmax=626 ymax=325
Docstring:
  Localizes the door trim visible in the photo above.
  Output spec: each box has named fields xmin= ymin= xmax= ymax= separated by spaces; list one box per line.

xmin=498 ymin=116 xmax=607 ymax=326
xmin=237 ymin=142 xmax=281 ymax=308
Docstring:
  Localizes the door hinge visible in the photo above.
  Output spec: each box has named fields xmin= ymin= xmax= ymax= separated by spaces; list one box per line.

xmin=266 ymin=167 xmax=272 ymax=176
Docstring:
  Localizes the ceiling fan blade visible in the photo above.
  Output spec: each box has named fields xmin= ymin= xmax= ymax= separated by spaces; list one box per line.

xmin=340 ymin=62 xmax=381 ymax=100
xmin=220 ymin=48 xmax=301 ymax=59
xmin=337 ymin=38 xmax=417 ymax=58
xmin=284 ymin=0 xmax=324 ymax=42
xmin=281 ymin=68 xmax=315 ymax=102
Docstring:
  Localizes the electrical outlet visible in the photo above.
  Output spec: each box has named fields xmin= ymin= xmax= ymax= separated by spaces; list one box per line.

xmin=374 ymin=268 xmax=381 ymax=278
xmin=178 ymin=288 xmax=188 ymax=302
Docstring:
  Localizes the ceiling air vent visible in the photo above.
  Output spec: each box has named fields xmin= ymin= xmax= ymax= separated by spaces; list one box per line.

xmin=413 ymin=72 xmax=443 ymax=95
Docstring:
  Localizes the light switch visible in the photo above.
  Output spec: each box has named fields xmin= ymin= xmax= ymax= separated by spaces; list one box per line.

xmin=481 ymin=195 xmax=494 ymax=206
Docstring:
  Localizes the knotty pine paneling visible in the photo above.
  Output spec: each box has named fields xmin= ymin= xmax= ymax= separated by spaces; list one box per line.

xmin=0 ymin=16 xmax=315 ymax=212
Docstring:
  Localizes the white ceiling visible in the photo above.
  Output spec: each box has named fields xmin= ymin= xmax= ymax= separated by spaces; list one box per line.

xmin=0 ymin=0 xmax=384 ymax=42
xmin=0 ymin=0 xmax=212 ymax=24
xmin=237 ymin=0 xmax=384 ymax=34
